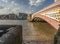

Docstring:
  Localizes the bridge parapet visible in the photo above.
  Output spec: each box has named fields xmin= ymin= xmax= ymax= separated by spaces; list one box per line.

xmin=45 ymin=13 xmax=60 ymax=22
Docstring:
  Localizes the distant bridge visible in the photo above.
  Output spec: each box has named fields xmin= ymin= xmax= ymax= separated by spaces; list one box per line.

xmin=27 ymin=1 xmax=60 ymax=30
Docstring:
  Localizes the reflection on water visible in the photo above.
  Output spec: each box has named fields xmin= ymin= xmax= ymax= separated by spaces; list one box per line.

xmin=23 ymin=20 xmax=57 ymax=41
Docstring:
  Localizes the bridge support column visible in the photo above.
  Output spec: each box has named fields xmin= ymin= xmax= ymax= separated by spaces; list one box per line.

xmin=54 ymin=24 xmax=60 ymax=44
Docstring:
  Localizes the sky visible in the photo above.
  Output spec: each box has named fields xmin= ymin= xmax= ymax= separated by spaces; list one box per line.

xmin=0 ymin=0 xmax=54 ymax=14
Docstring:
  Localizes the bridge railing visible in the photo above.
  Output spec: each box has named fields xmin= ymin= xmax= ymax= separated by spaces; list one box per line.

xmin=45 ymin=13 xmax=60 ymax=22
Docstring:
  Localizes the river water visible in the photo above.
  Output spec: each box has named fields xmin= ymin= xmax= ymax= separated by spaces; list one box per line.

xmin=0 ymin=20 xmax=57 ymax=44
xmin=21 ymin=20 xmax=57 ymax=44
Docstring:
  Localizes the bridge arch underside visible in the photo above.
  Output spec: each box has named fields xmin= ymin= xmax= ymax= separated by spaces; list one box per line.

xmin=32 ymin=17 xmax=46 ymax=22
xmin=32 ymin=14 xmax=59 ymax=30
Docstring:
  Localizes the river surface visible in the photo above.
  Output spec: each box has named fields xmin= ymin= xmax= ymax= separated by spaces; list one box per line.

xmin=20 ymin=20 xmax=57 ymax=44
xmin=0 ymin=20 xmax=56 ymax=44
xmin=0 ymin=20 xmax=57 ymax=44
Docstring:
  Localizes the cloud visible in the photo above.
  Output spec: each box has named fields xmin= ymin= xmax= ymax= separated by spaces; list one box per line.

xmin=29 ymin=0 xmax=45 ymax=6
xmin=54 ymin=0 xmax=57 ymax=2
xmin=1 ymin=0 xmax=9 ymax=3
xmin=0 ymin=0 xmax=21 ymax=14
xmin=0 ymin=0 xmax=32 ymax=14
xmin=11 ymin=1 xmax=15 ymax=4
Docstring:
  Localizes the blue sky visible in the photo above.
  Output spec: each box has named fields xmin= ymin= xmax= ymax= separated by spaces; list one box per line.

xmin=0 ymin=0 xmax=54 ymax=14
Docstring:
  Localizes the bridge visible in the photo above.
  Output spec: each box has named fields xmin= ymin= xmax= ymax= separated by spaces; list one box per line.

xmin=27 ymin=0 xmax=60 ymax=30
